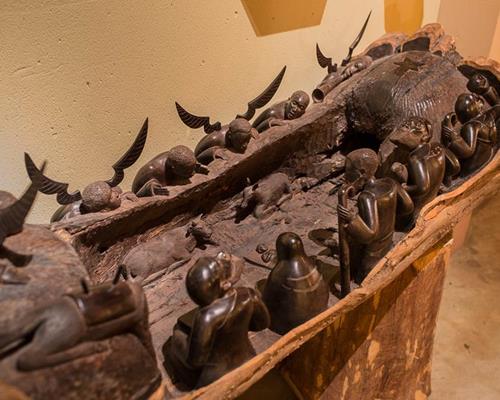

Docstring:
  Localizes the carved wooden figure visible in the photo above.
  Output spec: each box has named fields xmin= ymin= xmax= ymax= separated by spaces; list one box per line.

xmin=467 ymin=73 xmax=499 ymax=106
xmin=313 ymin=11 xmax=373 ymax=103
xmin=337 ymin=149 xmax=414 ymax=283
xmin=25 ymin=118 xmax=148 ymax=222
xmin=239 ymin=172 xmax=292 ymax=219
xmin=252 ymin=90 xmax=310 ymax=133
xmin=132 ymin=145 xmax=207 ymax=197
xmin=387 ymin=117 xmax=446 ymax=217
xmin=176 ymin=66 xmax=286 ymax=165
xmin=442 ymin=93 xmax=499 ymax=177
xmin=165 ymin=252 xmax=270 ymax=388
xmin=0 ymin=170 xmax=43 ymax=285
xmin=0 ymin=268 xmax=155 ymax=371
xmin=121 ymin=219 xmax=216 ymax=282
xmin=262 ymin=232 xmax=329 ymax=334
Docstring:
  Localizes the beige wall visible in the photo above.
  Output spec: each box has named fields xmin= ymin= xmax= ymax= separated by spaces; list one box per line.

xmin=0 ymin=0 xmax=441 ymax=223
xmin=438 ymin=0 xmax=500 ymax=58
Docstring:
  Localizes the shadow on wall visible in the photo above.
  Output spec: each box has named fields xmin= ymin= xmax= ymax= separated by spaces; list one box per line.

xmin=241 ymin=0 xmax=327 ymax=36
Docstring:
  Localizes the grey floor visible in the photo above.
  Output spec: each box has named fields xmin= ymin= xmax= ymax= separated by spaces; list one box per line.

xmin=431 ymin=194 xmax=500 ymax=399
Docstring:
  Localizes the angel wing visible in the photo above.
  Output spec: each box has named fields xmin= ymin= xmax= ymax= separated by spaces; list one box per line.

xmin=341 ymin=10 xmax=372 ymax=66
xmin=316 ymin=44 xmax=337 ymax=74
xmin=24 ymin=153 xmax=81 ymax=205
xmin=237 ymin=66 xmax=287 ymax=120
xmin=175 ymin=102 xmax=222 ymax=134
xmin=0 ymin=162 xmax=46 ymax=245
xmin=106 ymin=118 xmax=149 ymax=187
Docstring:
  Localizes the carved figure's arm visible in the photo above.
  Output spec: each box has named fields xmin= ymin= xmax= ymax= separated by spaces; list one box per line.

xmin=248 ymin=289 xmax=271 ymax=332
xmin=187 ymin=308 xmax=224 ymax=368
xmin=404 ymin=156 xmax=430 ymax=195
xmin=395 ymin=183 xmax=414 ymax=217
xmin=448 ymin=124 xmax=478 ymax=159
xmin=345 ymin=192 xmax=380 ymax=244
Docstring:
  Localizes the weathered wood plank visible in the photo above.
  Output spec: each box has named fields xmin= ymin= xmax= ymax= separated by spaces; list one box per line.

xmin=280 ymin=236 xmax=452 ymax=399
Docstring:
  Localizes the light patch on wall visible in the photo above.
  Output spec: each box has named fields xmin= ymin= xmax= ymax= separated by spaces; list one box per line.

xmin=241 ymin=0 xmax=327 ymax=36
xmin=384 ymin=0 xmax=423 ymax=35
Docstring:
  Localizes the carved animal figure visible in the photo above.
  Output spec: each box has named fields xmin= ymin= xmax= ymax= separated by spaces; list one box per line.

xmin=240 ymin=172 xmax=292 ymax=219
xmin=442 ymin=93 xmax=499 ymax=177
xmin=337 ymin=149 xmax=414 ymax=283
xmin=252 ymin=90 xmax=310 ymax=133
xmin=262 ymin=232 xmax=329 ymax=334
xmin=166 ymin=252 xmax=270 ymax=388
xmin=121 ymin=220 xmax=216 ymax=282
xmin=0 ymin=269 xmax=154 ymax=371
xmin=25 ymin=118 xmax=148 ymax=222
xmin=132 ymin=145 xmax=206 ymax=197
xmin=176 ymin=66 xmax=286 ymax=164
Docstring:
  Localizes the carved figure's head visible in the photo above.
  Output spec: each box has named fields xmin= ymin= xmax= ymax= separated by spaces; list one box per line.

xmin=186 ymin=251 xmax=243 ymax=306
xmin=166 ymin=145 xmax=197 ymax=179
xmin=226 ymin=118 xmax=253 ymax=153
xmin=81 ymin=181 xmax=121 ymax=213
xmin=455 ymin=93 xmax=484 ymax=123
xmin=275 ymin=232 xmax=305 ymax=261
xmin=285 ymin=91 xmax=310 ymax=120
xmin=344 ymin=148 xmax=379 ymax=187
xmin=467 ymin=73 xmax=489 ymax=96
xmin=390 ymin=116 xmax=432 ymax=150
xmin=344 ymin=56 xmax=372 ymax=77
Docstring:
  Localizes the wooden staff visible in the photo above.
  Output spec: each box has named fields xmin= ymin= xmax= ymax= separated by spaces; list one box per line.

xmin=337 ymin=184 xmax=355 ymax=298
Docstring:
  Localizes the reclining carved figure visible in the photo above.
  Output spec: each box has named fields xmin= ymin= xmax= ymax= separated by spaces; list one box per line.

xmin=176 ymin=67 xmax=286 ymax=164
xmin=25 ymin=118 xmax=148 ymax=222
xmin=132 ymin=145 xmax=207 ymax=197
xmin=0 ymin=268 xmax=155 ymax=371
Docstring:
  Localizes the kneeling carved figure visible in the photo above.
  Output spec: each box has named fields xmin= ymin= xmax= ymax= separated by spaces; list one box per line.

xmin=442 ymin=93 xmax=499 ymax=177
xmin=337 ymin=149 xmax=414 ymax=283
xmin=166 ymin=252 xmax=270 ymax=388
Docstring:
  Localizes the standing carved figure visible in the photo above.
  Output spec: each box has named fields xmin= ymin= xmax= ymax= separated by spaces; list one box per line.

xmin=0 ymin=168 xmax=44 ymax=284
xmin=262 ymin=232 xmax=329 ymax=334
xmin=442 ymin=93 xmax=499 ymax=177
xmin=166 ymin=252 xmax=270 ymax=388
xmin=337 ymin=149 xmax=414 ymax=283
xmin=176 ymin=66 xmax=286 ymax=165
xmin=132 ymin=145 xmax=206 ymax=197
xmin=252 ymin=90 xmax=310 ymax=133
xmin=25 ymin=118 xmax=148 ymax=222
xmin=313 ymin=11 xmax=373 ymax=103
xmin=0 ymin=268 xmax=155 ymax=371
